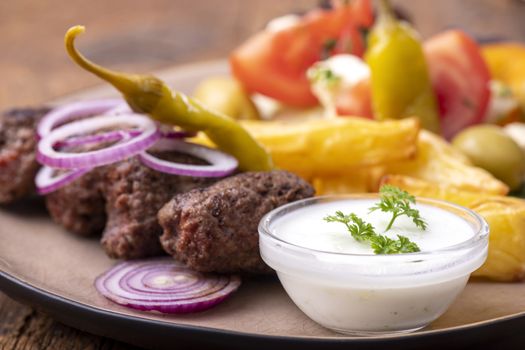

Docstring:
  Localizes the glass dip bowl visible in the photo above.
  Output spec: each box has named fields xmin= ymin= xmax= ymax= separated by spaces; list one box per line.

xmin=258 ymin=195 xmax=489 ymax=336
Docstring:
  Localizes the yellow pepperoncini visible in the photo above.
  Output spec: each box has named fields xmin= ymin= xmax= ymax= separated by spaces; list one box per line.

xmin=64 ymin=25 xmax=273 ymax=172
xmin=365 ymin=0 xmax=441 ymax=133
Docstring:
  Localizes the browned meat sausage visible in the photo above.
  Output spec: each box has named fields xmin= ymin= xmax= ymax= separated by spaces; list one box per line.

xmin=1 ymin=107 xmax=315 ymax=268
xmin=101 ymin=153 xmax=216 ymax=259
xmin=0 ymin=106 xmax=218 ymax=258
xmin=45 ymin=167 xmax=107 ymax=237
xmin=46 ymin=151 xmax=216 ymax=258
xmin=158 ymin=170 xmax=315 ymax=274
xmin=0 ymin=108 xmax=49 ymax=203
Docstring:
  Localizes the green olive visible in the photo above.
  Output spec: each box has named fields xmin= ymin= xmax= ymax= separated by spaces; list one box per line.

xmin=193 ymin=77 xmax=260 ymax=120
xmin=452 ymin=125 xmax=525 ymax=191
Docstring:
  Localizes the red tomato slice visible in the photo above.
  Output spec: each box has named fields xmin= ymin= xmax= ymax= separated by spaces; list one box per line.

xmin=335 ymin=78 xmax=373 ymax=118
xmin=424 ymin=30 xmax=491 ymax=139
xmin=230 ymin=0 xmax=373 ymax=107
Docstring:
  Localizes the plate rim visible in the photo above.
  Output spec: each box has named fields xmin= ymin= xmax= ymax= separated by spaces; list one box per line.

xmin=3 ymin=58 xmax=525 ymax=348
xmin=2 ymin=267 xmax=525 ymax=349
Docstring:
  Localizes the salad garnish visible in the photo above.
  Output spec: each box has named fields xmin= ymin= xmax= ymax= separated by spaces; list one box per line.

xmin=307 ymin=65 xmax=341 ymax=85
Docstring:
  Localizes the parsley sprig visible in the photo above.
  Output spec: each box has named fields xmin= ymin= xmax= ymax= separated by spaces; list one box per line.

xmin=307 ymin=66 xmax=340 ymax=85
xmin=324 ymin=211 xmax=420 ymax=254
xmin=323 ymin=185 xmax=425 ymax=255
xmin=369 ymin=185 xmax=427 ymax=231
xmin=324 ymin=211 xmax=375 ymax=242
xmin=369 ymin=234 xmax=420 ymax=254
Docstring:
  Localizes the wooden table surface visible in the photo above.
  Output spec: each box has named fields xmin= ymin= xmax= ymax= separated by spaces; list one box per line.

xmin=1 ymin=0 xmax=525 ymax=349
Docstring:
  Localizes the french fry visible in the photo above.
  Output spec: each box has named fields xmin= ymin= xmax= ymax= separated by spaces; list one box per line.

xmin=384 ymin=130 xmax=509 ymax=195
xmin=308 ymin=129 xmax=508 ymax=196
xmin=379 ymin=174 xmax=484 ymax=206
xmin=198 ymin=116 xmax=506 ymax=196
xmin=471 ymin=199 xmax=525 ymax=281
xmin=381 ymin=175 xmax=525 ymax=282
xmin=312 ymin=167 xmax=385 ymax=195
xmin=201 ymin=117 xmax=420 ymax=179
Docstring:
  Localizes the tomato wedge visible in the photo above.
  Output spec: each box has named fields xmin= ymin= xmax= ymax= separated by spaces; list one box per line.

xmin=230 ymin=0 xmax=373 ymax=107
xmin=334 ymin=79 xmax=373 ymax=118
xmin=424 ymin=30 xmax=491 ymax=139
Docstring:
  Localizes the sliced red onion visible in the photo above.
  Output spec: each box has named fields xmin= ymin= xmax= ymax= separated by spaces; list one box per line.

xmin=37 ymin=114 xmax=160 ymax=169
xmin=105 ymin=102 xmax=132 ymax=116
xmin=95 ymin=258 xmax=241 ymax=313
xmin=35 ymin=166 xmax=91 ymax=195
xmin=38 ymin=99 xmax=123 ymax=137
xmin=54 ymin=129 xmax=195 ymax=149
xmin=161 ymin=130 xmax=197 ymax=139
xmin=54 ymin=130 xmax=142 ymax=149
xmin=139 ymin=139 xmax=238 ymax=177
xmin=95 ymin=103 xmax=195 ymax=139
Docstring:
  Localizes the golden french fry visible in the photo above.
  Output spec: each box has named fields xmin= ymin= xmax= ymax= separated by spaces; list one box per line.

xmin=312 ymin=167 xmax=385 ymax=195
xmin=381 ymin=175 xmax=525 ymax=282
xmin=384 ymin=130 xmax=509 ymax=195
xmin=471 ymin=199 xmax=525 ymax=281
xmin=379 ymin=174 xmax=483 ymax=206
xmin=309 ymin=129 xmax=508 ymax=197
xmin=194 ymin=113 xmax=505 ymax=197
xmin=239 ymin=117 xmax=419 ymax=179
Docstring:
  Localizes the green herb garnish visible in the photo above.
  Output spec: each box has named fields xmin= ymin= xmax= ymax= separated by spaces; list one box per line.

xmin=323 ymin=185 xmax=424 ymax=255
xmin=369 ymin=185 xmax=427 ymax=231
xmin=370 ymin=234 xmax=420 ymax=254
xmin=307 ymin=66 xmax=340 ymax=85
xmin=324 ymin=211 xmax=375 ymax=242
xmin=323 ymin=211 xmax=420 ymax=254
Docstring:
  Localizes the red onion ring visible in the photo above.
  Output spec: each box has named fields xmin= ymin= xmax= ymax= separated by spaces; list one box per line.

xmin=53 ymin=130 xmax=194 ymax=150
xmin=54 ymin=130 xmax=140 ymax=149
xmin=162 ymin=130 xmax=198 ymax=139
xmin=35 ymin=166 xmax=91 ymax=195
xmin=139 ymin=138 xmax=238 ymax=177
xmin=95 ymin=258 xmax=241 ymax=313
xmin=104 ymin=105 xmax=197 ymax=138
xmin=105 ymin=102 xmax=132 ymax=116
xmin=34 ymin=100 xmax=235 ymax=194
xmin=104 ymin=104 xmax=197 ymax=138
xmin=37 ymin=114 xmax=160 ymax=169
xmin=38 ymin=99 xmax=123 ymax=137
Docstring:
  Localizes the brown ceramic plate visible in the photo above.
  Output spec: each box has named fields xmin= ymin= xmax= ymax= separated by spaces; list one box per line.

xmin=2 ymin=61 xmax=525 ymax=350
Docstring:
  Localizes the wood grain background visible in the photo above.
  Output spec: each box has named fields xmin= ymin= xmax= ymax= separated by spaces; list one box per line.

xmin=1 ymin=0 xmax=525 ymax=348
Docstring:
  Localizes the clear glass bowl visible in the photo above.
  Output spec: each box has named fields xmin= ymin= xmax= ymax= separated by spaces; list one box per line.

xmin=259 ymin=195 xmax=489 ymax=336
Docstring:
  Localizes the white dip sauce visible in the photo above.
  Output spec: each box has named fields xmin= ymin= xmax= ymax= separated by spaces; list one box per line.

xmin=273 ymin=199 xmax=474 ymax=254
xmin=259 ymin=197 xmax=488 ymax=335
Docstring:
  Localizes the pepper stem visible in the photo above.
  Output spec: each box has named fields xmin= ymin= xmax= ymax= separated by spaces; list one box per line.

xmin=378 ymin=0 xmax=395 ymax=22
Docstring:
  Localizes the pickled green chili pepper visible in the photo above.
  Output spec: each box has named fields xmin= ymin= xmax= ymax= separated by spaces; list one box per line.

xmin=365 ymin=0 xmax=441 ymax=133
xmin=65 ymin=25 xmax=273 ymax=171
